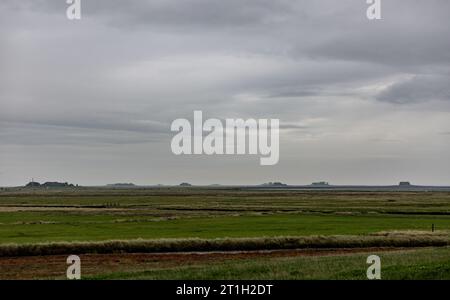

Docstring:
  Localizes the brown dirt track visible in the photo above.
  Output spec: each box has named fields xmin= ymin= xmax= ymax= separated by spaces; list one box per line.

xmin=0 ymin=247 xmax=411 ymax=280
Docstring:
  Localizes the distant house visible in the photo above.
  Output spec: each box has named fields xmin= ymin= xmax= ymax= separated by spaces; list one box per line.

xmin=25 ymin=181 xmax=75 ymax=188
xmin=107 ymin=183 xmax=136 ymax=188
xmin=311 ymin=181 xmax=330 ymax=187
xmin=399 ymin=182 xmax=411 ymax=186
xmin=42 ymin=182 xmax=75 ymax=188
xmin=25 ymin=181 xmax=41 ymax=188
xmin=261 ymin=182 xmax=288 ymax=187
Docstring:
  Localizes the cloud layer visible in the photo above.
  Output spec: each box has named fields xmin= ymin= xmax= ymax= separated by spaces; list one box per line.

xmin=1 ymin=0 xmax=450 ymax=186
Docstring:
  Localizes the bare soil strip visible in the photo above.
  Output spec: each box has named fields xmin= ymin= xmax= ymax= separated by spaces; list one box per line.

xmin=0 ymin=247 xmax=411 ymax=280
xmin=0 ymin=206 xmax=127 ymax=213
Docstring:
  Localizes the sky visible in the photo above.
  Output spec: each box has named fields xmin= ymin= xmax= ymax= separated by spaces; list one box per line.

xmin=1 ymin=0 xmax=450 ymax=186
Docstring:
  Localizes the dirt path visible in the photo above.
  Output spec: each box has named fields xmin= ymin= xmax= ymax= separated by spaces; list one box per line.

xmin=0 ymin=206 xmax=128 ymax=213
xmin=0 ymin=247 xmax=413 ymax=280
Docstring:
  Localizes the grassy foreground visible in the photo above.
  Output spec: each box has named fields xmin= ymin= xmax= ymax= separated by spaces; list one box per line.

xmin=1 ymin=189 xmax=449 ymax=279
xmin=89 ymin=246 xmax=450 ymax=280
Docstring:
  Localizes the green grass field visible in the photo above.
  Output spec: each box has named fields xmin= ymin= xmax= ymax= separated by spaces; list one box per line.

xmin=1 ymin=213 xmax=450 ymax=244
xmin=0 ymin=188 xmax=449 ymax=279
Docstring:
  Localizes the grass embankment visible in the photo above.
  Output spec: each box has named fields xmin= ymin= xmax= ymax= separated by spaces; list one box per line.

xmin=1 ymin=232 xmax=449 ymax=257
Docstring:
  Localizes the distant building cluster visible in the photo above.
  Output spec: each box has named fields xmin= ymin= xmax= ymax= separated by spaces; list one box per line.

xmin=261 ymin=182 xmax=288 ymax=187
xmin=25 ymin=181 xmax=76 ymax=188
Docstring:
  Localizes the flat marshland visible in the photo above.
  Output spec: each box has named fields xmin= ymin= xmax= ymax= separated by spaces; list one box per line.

xmin=0 ymin=188 xmax=449 ymax=279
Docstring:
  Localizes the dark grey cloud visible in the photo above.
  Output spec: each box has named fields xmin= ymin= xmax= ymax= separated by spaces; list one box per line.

xmin=99 ymin=0 xmax=294 ymax=29
xmin=0 ymin=116 xmax=169 ymax=136
xmin=303 ymin=0 xmax=450 ymax=67
xmin=1 ymin=0 xmax=295 ymax=29
xmin=376 ymin=75 xmax=450 ymax=104
xmin=307 ymin=33 xmax=450 ymax=68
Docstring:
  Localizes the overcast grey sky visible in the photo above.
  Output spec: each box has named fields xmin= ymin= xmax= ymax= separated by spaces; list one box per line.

xmin=1 ymin=0 xmax=450 ymax=186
